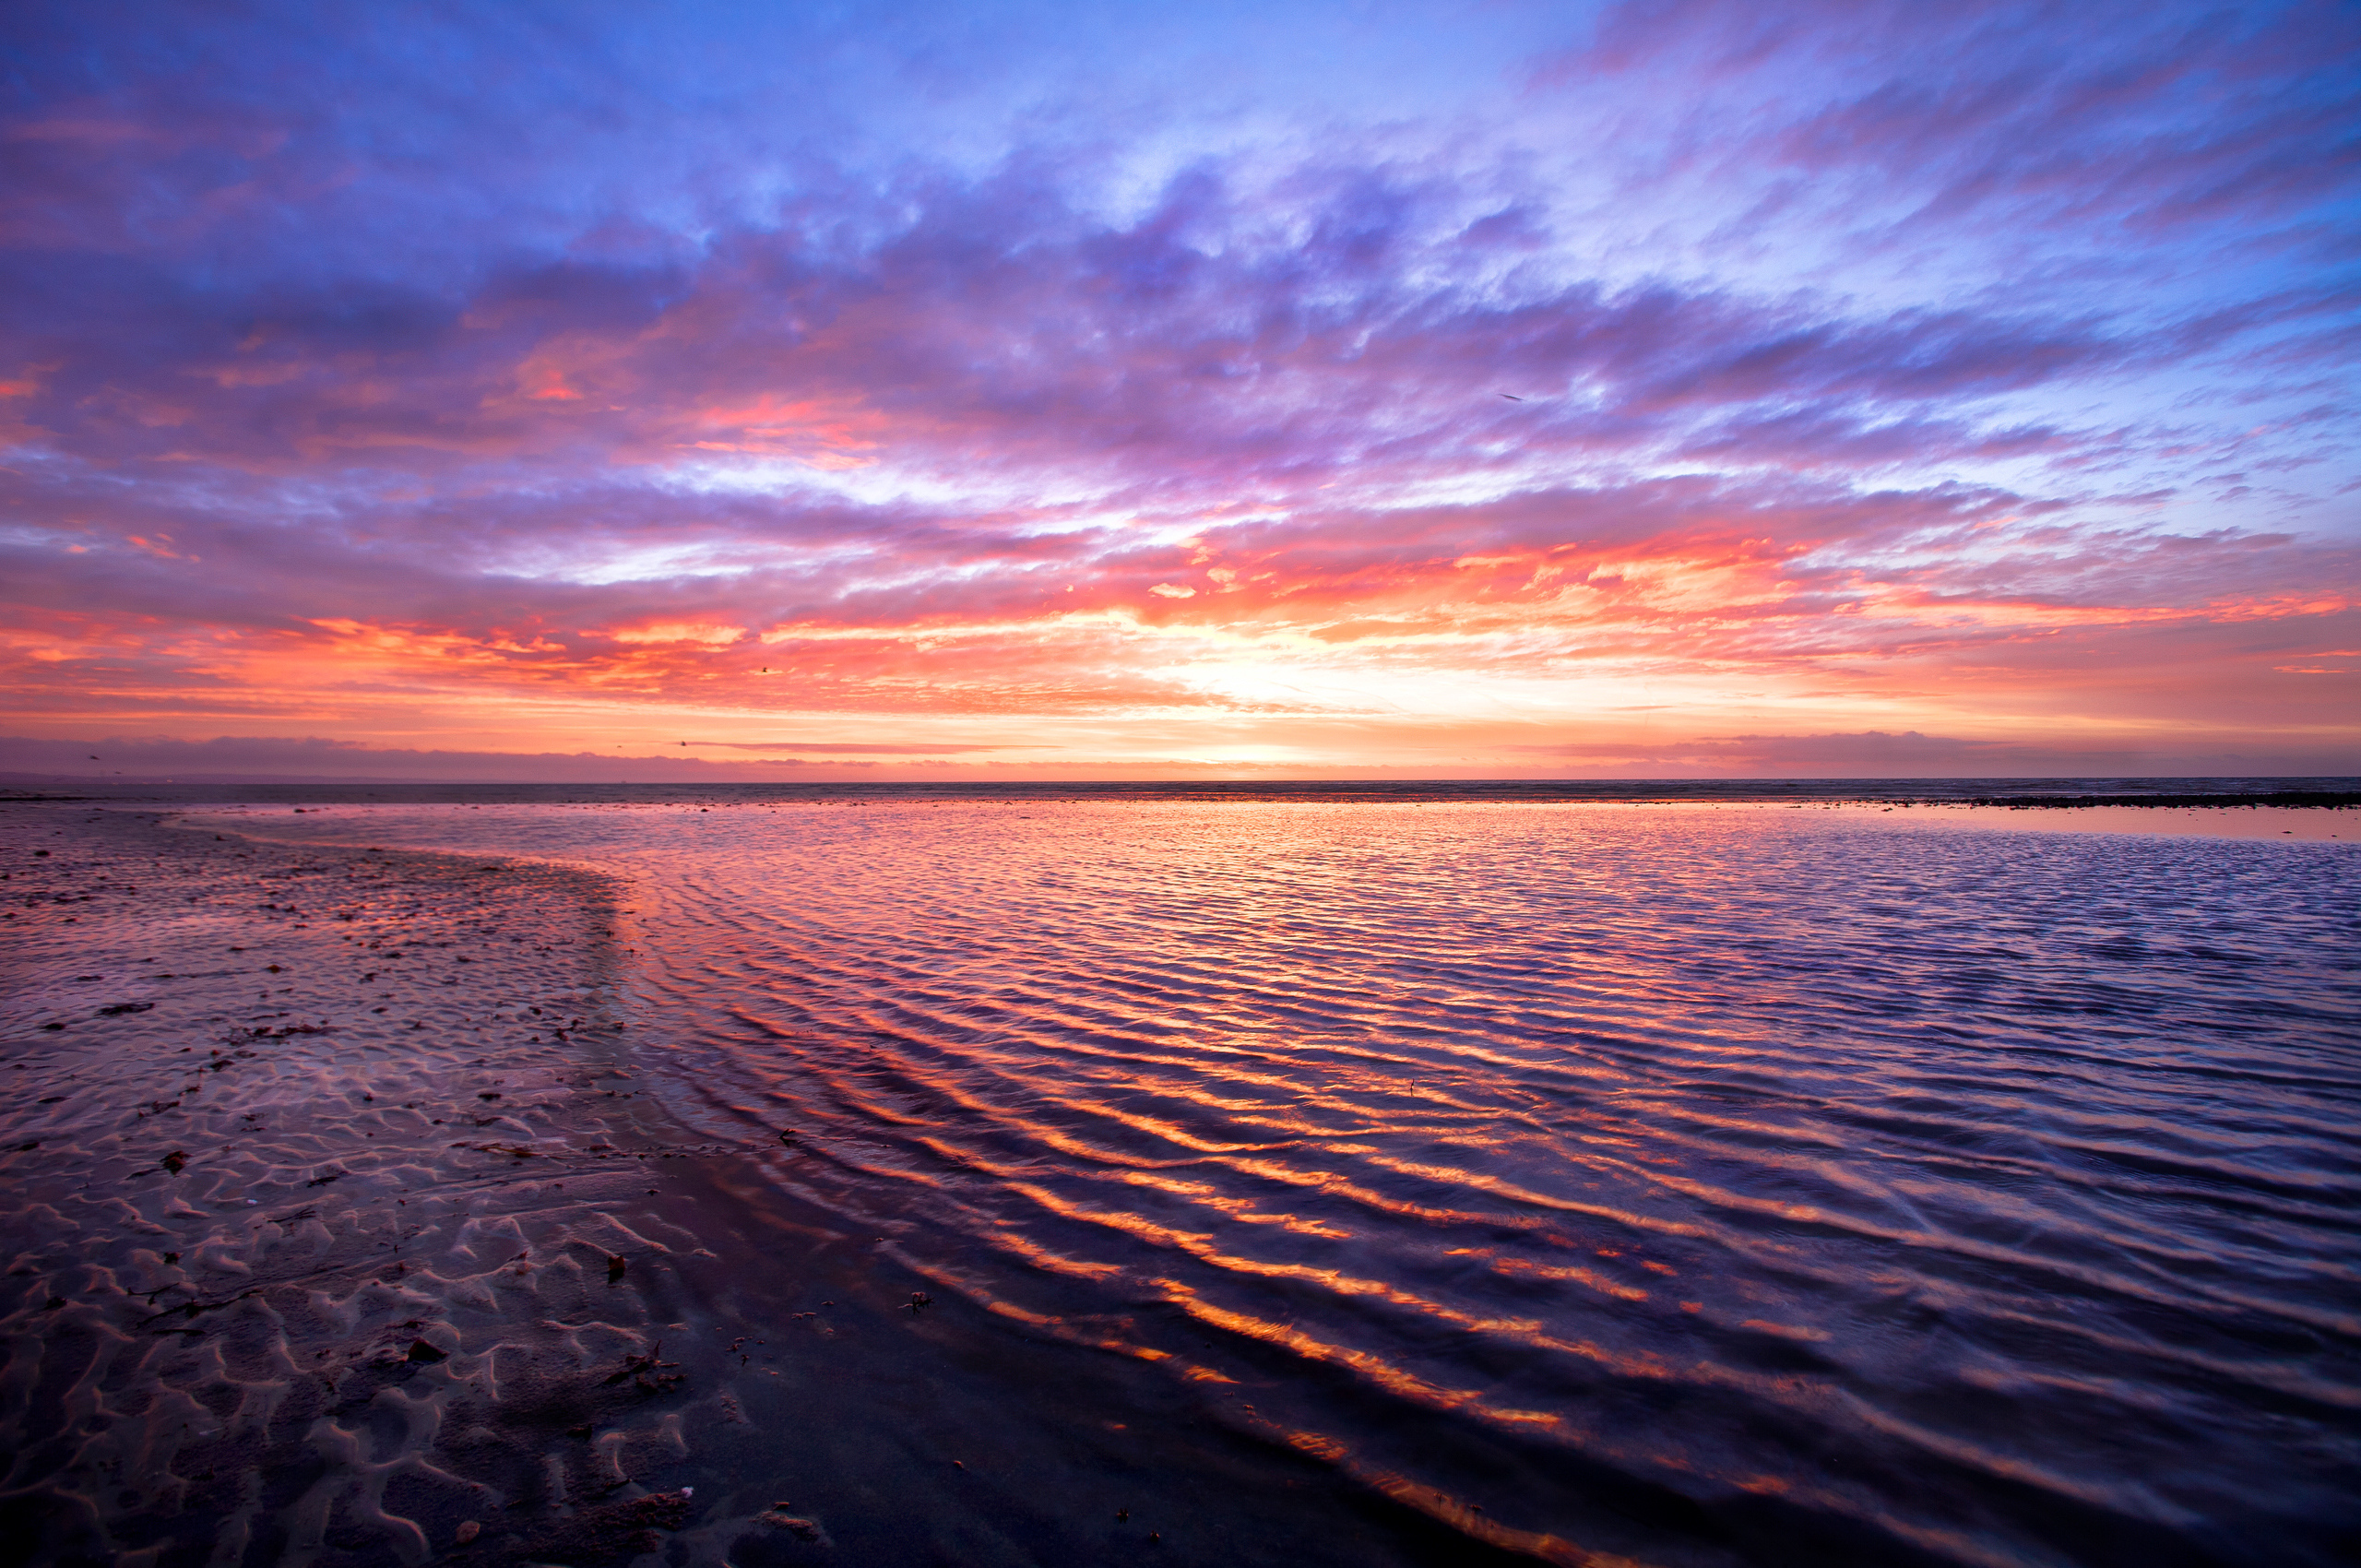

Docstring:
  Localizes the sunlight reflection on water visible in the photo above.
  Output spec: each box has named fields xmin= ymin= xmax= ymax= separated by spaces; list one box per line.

xmin=218 ymin=800 xmax=2361 ymax=1565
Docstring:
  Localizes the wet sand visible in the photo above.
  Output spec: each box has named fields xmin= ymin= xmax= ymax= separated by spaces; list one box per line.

xmin=1 ymin=805 xmax=1535 ymax=1568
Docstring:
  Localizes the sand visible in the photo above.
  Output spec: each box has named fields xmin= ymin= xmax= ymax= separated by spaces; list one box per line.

xmin=0 ymin=806 xmax=787 ymax=1564
xmin=2 ymin=805 xmax=1528 ymax=1568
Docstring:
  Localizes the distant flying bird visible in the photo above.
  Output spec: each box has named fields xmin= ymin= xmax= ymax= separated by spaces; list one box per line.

xmin=1499 ymin=393 xmax=1524 ymax=400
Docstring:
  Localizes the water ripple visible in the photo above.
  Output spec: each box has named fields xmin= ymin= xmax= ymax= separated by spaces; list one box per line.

xmin=234 ymin=800 xmax=2361 ymax=1564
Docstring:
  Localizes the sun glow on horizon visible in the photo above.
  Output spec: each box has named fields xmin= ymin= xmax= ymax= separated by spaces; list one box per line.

xmin=0 ymin=1 xmax=2354 ymax=781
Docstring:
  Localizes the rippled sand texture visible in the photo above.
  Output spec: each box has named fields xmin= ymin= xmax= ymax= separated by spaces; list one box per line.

xmin=2 ymin=807 xmax=1533 ymax=1568
xmin=186 ymin=797 xmax=2361 ymax=1568
xmin=0 ymin=809 xmax=723 ymax=1564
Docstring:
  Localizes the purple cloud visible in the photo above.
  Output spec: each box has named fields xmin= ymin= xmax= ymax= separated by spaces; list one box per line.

xmin=0 ymin=0 xmax=2352 ymax=772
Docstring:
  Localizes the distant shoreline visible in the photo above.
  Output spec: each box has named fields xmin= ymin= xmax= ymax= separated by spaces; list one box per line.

xmin=1964 ymin=790 xmax=2359 ymax=809
xmin=2 ymin=775 xmax=2355 ymax=809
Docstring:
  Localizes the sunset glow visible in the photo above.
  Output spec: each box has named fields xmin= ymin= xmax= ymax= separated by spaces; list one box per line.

xmin=2 ymin=0 xmax=2355 ymax=779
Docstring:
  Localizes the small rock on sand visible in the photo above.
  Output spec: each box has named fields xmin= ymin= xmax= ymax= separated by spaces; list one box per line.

xmin=755 ymin=1511 xmax=824 ymax=1541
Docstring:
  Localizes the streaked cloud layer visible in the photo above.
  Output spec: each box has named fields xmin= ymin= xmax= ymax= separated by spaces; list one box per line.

xmin=4 ymin=0 xmax=2355 ymax=778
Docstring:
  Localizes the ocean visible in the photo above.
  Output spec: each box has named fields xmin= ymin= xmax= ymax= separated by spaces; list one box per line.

xmin=2 ymin=786 xmax=2355 ymax=1566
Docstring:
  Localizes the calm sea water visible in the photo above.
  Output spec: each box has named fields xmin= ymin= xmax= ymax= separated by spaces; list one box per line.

xmin=207 ymin=798 xmax=2360 ymax=1566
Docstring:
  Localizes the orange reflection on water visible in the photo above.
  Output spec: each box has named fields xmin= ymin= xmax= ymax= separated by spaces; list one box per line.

xmin=231 ymin=797 xmax=2361 ymax=1564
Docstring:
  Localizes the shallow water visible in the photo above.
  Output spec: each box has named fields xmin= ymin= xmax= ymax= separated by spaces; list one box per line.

xmin=153 ymin=799 xmax=2361 ymax=1564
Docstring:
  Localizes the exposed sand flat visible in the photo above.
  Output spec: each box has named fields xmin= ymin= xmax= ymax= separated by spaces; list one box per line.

xmin=0 ymin=808 xmax=766 ymax=1564
xmin=2 ymin=807 xmax=1516 ymax=1568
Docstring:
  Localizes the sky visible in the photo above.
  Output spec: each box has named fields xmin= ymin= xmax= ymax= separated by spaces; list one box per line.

xmin=1 ymin=0 xmax=2355 ymax=780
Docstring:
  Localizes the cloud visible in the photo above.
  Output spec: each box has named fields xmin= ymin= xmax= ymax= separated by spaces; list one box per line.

xmin=1537 ymin=0 xmax=2361 ymax=250
xmin=7 ymin=724 xmax=2352 ymax=784
xmin=0 ymin=0 xmax=2352 ymax=772
xmin=0 ymin=733 xmax=811 ymax=782
xmin=1509 ymin=728 xmax=2361 ymax=779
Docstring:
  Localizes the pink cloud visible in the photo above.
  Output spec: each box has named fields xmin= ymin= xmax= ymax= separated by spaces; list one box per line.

xmin=0 ymin=0 xmax=2351 ymax=774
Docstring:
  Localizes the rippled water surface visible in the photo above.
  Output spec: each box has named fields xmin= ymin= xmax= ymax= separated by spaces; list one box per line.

xmin=215 ymin=800 xmax=2361 ymax=1566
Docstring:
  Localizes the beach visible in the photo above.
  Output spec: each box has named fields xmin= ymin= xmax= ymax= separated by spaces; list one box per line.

xmin=0 ymin=807 xmax=750 ymax=1563
xmin=1 ymin=804 xmax=1535 ymax=1568
xmin=4 ymin=794 xmax=2357 ymax=1567
xmin=11 ymin=0 xmax=2356 ymax=1560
